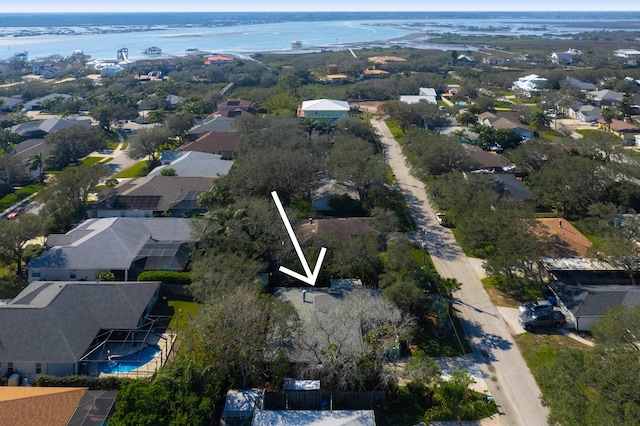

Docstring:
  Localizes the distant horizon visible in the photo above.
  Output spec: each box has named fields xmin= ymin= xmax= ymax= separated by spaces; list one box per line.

xmin=1 ymin=1 xmax=638 ymax=13
xmin=2 ymin=10 xmax=640 ymax=13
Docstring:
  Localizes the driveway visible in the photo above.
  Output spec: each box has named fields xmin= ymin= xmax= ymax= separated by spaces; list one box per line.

xmin=372 ymin=118 xmax=549 ymax=426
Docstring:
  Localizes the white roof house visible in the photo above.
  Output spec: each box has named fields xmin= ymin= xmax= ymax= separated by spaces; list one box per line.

xmin=512 ymin=74 xmax=548 ymax=96
xmin=614 ymin=49 xmax=640 ymax=59
xmin=252 ymin=410 xmax=376 ymax=426
xmin=149 ymin=151 xmax=233 ymax=177
xmin=297 ymin=99 xmax=350 ymax=122
xmin=400 ymin=87 xmax=437 ymax=105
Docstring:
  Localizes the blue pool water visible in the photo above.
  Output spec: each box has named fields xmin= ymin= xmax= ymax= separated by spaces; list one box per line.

xmin=99 ymin=346 xmax=159 ymax=374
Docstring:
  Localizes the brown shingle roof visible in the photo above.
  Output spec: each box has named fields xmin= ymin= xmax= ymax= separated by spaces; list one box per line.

xmin=0 ymin=387 xmax=87 ymax=426
xmin=179 ymin=131 xmax=239 ymax=157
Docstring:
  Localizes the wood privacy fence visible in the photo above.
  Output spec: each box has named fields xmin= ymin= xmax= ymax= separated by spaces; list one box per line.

xmin=264 ymin=390 xmax=385 ymax=411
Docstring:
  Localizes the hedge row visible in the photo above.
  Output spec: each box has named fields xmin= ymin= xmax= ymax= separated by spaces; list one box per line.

xmin=137 ymin=270 xmax=192 ymax=286
xmin=34 ymin=374 xmax=131 ymax=390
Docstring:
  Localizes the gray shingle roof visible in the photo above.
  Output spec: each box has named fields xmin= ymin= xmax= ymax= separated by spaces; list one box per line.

xmin=551 ymin=283 xmax=640 ymax=317
xmin=148 ymin=151 xmax=233 ymax=177
xmin=0 ymin=281 xmax=159 ymax=363
xmin=91 ymin=176 xmax=214 ymax=212
xmin=28 ymin=217 xmax=196 ymax=270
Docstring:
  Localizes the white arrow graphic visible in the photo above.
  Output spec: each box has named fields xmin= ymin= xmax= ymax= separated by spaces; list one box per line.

xmin=271 ymin=191 xmax=326 ymax=286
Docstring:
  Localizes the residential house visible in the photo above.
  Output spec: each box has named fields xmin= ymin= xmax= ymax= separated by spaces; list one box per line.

xmin=150 ymin=151 xmax=233 ymax=177
xmin=614 ymin=48 xmax=640 ymax=59
xmin=477 ymin=111 xmax=534 ymax=140
xmin=512 ymin=74 xmax=548 ymax=97
xmin=297 ymin=99 xmax=350 ymax=123
xmin=205 ymin=55 xmax=234 ymax=65
xmin=27 ymin=217 xmax=196 ymax=282
xmin=0 ymin=387 xmax=114 ymax=426
xmin=550 ymin=52 xmax=573 ymax=66
xmin=400 ymin=87 xmax=437 ymax=105
xmin=367 ymin=56 xmax=406 ymax=64
xmin=0 ymin=280 xmax=160 ymax=379
xmin=563 ymin=76 xmax=596 ymax=91
xmin=549 ymin=282 xmax=640 ymax=331
xmin=492 ymin=174 xmax=536 ymax=202
xmin=576 ymin=105 xmax=600 ymax=123
xmin=178 ymin=131 xmax=239 ymax=159
xmin=482 ymin=56 xmax=505 ymax=66
xmin=216 ymin=98 xmax=256 ymax=115
xmin=10 ymin=138 xmax=54 ymax=181
xmin=222 ymin=388 xmax=377 ymax=426
xmin=597 ymin=118 xmax=640 ymax=140
xmin=10 ymin=117 xmax=92 ymax=140
xmin=325 ymin=74 xmax=349 ymax=83
xmin=0 ymin=96 xmax=22 ymax=112
xmin=32 ymin=61 xmax=70 ymax=79
xmin=587 ymin=89 xmax=623 ymax=106
xmin=456 ymin=54 xmax=476 ymax=66
xmin=100 ymin=64 xmax=126 ymax=77
xmin=311 ymin=175 xmax=361 ymax=213
xmin=21 ymin=93 xmax=72 ymax=112
xmin=87 ymin=175 xmax=214 ymax=218
xmin=463 ymin=145 xmax=508 ymax=172
xmin=274 ymin=285 xmax=378 ymax=364
xmin=187 ymin=115 xmax=236 ymax=139
xmin=362 ymin=69 xmax=389 ymax=78
xmin=542 ymin=257 xmax=629 ymax=286
xmin=253 ymin=410 xmax=376 ymax=426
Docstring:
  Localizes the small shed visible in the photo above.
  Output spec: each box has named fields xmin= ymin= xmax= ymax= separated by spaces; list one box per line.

xmin=222 ymin=389 xmax=260 ymax=425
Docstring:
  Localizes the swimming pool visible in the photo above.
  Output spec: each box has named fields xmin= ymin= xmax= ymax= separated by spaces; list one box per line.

xmin=99 ymin=346 xmax=159 ymax=374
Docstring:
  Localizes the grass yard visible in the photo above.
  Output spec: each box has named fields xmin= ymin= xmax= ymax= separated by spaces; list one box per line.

xmin=112 ymin=160 xmax=149 ymax=178
xmin=165 ymin=300 xmax=200 ymax=333
xmin=0 ymin=183 xmax=45 ymax=211
xmin=81 ymin=156 xmax=104 ymax=165
xmin=515 ymin=332 xmax=593 ymax=382
xmin=385 ymin=119 xmax=404 ymax=139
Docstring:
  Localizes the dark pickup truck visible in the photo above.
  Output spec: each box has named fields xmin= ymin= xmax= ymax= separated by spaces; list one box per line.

xmin=518 ymin=310 xmax=566 ymax=331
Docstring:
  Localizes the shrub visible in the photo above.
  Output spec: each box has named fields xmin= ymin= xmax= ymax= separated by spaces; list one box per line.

xmin=34 ymin=374 xmax=129 ymax=390
xmin=137 ymin=271 xmax=191 ymax=285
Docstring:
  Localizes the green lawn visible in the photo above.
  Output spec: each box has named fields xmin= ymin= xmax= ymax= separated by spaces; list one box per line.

xmin=167 ymin=300 xmax=200 ymax=333
xmin=81 ymin=156 xmax=104 ymax=165
xmin=112 ymin=161 xmax=149 ymax=178
xmin=515 ymin=332 xmax=592 ymax=384
xmin=0 ymin=183 xmax=45 ymax=211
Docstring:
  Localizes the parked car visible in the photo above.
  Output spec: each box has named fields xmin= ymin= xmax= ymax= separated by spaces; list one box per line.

xmin=435 ymin=212 xmax=453 ymax=227
xmin=518 ymin=310 xmax=566 ymax=331
xmin=518 ymin=299 xmax=553 ymax=314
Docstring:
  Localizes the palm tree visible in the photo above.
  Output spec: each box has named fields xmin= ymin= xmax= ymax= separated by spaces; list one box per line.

xmin=600 ymin=107 xmax=614 ymax=130
xmin=25 ymin=151 xmax=46 ymax=182
xmin=300 ymin=118 xmax=318 ymax=140
xmin=451 ymin=129 xmax=468 ymax=143
xmin=530 ymin=111 xmax=551 ymax=133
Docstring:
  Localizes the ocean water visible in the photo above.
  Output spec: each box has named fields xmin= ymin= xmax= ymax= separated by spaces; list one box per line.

xmin=1 ymin=12 xmax=639 ymax=61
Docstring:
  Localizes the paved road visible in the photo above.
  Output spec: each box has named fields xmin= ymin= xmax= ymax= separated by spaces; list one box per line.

xmin=372 ymin=119 xmax=549 ymax=426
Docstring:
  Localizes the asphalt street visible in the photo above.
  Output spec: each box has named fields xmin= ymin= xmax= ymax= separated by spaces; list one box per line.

xmin=372 ymin=118 xmax=549 ymax=426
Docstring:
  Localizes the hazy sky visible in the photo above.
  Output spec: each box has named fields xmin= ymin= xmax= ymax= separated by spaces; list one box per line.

xmin=3 ymin=1 xmax=639 ymax=13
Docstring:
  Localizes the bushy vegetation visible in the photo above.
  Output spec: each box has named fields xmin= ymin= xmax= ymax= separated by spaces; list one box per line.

xmin=35 ymin=374 xmax=126 ymax=390
xmin=137 ymin=271 xmax=192 ymax=286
